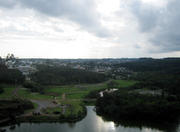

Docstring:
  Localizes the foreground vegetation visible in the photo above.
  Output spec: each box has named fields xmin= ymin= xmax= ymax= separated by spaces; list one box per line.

xmin=0 ymin=99 xmax=34 ymax=123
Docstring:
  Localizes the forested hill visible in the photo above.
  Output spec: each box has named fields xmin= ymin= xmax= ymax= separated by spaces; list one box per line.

xmin=115 ymin=58 xmax=180 ymax=73
xmin=31 ymin=65 xmax=107 ymax=85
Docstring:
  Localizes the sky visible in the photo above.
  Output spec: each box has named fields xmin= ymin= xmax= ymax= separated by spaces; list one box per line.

xmin=0 ymin=0 xmax=180 ymax=58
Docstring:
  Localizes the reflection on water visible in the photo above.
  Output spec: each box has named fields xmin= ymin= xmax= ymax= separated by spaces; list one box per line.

xmin=1 ymin=106 xmax=180 ymax=132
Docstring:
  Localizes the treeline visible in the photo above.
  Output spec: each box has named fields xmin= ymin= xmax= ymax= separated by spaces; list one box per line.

xmin=30 ymin=65 xmax=107 ymax=85
xmin=114 ymin=58 xmax=180 ymax=97
xmin=116 ymin=58 xmax=180 ymax=73
xmin=96 ymin=91 xmax=180 ymax=121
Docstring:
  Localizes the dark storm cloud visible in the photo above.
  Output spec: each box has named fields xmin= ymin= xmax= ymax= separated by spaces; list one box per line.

xmin=131 ymin=0 xmax=160 ymax=32
xmin=0 ymin=0 xmax=110 ymax=38
xmin=130 ymin=0 xmax=180 ymax=52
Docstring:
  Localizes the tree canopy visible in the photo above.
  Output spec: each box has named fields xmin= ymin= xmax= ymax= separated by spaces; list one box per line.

xmin=31 ymin=65 xmax=107 ymax=85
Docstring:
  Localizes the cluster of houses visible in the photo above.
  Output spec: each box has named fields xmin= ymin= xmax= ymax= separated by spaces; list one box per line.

xmin=4 ymin=58 xmax=134 ymax=80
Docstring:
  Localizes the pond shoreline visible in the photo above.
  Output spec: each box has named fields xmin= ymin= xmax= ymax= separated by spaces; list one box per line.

xmin=0 ymin=105 xmax=87 ymax=127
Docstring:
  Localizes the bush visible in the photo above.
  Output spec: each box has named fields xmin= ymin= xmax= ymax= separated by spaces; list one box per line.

xmin=0 ymin=99 xmax=34 ymax=120
xmin=85 ymin=90 xmax=100 ymax=99
xmin=23 ymin=81 xmax=44 ymax=94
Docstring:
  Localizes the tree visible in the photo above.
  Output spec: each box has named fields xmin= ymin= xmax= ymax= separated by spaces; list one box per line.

xmin=6 ymin=54 xmax=16 ymax=61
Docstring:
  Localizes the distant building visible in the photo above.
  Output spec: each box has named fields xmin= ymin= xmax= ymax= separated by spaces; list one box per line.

xmin=17 ymin=65 xmax=37 ymax=76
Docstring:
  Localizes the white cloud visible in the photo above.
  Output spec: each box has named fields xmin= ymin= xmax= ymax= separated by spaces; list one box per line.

xmin=0 ymin=0 xmax=180 ymax=58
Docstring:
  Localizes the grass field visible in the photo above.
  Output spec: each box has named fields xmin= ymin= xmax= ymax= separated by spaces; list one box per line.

xmin=44 ymin=100 xmax=83 ymax=116
xmin=0 ymin=80 xmax=137 ymax=118
xmin=0 ymin=87 xmax=53 ymax=100
xmin=0 ymin=79 xmax=137 ymax=100
xmin=44 ymin=80 xmax=136 ymax=100
xmin=0 ymin=87 xmax=14 ymax=99
xmin=44 ymin=82 xmax=107 ymax=100
xmin=115 ymin=80 xmax=137 ymax=88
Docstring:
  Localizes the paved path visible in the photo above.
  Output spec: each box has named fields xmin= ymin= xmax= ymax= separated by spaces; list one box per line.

xmin=31 ymin=100 xmax=58 ymax=113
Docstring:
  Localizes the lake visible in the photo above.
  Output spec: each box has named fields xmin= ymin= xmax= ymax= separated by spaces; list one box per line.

xmin=2 ymin=106 xmax=180 ymax=132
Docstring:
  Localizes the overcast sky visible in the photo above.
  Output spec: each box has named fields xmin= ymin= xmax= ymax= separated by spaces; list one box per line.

xmin=0 ymin=0 xmax=180 ymax=58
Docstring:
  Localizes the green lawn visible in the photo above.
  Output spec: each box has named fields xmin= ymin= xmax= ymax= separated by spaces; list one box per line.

xmin=115 ymin=80 xmax=137 ymax=88
xmin=0 ymin=87 xmax=15 ymax=99
xmin=44 ymin=82 xmax=107 ymax=100
xmin=17 ymin=89 xmax=53 ymax=100
xmin=0 ymin=80 xmax=136 ymax=100
xmin=0 ymin=87 xmax=53 ymax=100
xmin=62 ymin=100 xmax=84 ymax=116
xmin=0 ymin=80 xmax=136 ymax=118
xmin=43 ymin=80 xmax=137 ymax=100
xmin=42 ymin=100 xmax=83 ymax=117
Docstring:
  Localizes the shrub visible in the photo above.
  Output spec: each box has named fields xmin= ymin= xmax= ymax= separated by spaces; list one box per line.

xmin=23 ymin=81 xmax=44 ymax=94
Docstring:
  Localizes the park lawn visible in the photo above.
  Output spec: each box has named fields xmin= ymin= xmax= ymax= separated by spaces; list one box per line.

xmin=62 ymin=100 xmax=84 ymax=116
xmin=43 ymin=100 xmax=83 ymax=116
xmin=0 ymin=86 xmax=53 ymax=100
xmin=0 ymin=80 xmax=137 ymax=120
xmin=16 ymin=88 xmax=53 ymax=100
xmin=44 ymin=80 xmax=136 ymax=100
xmin=66 ymin=92 xmax=89 ymax=99
xmin=0 ymin=80 xmax=136 ymax=100
xmin=44 ymin=82 xmax=107 ymax=100
xmin=115 ymin=80 xmax=137 ymax=88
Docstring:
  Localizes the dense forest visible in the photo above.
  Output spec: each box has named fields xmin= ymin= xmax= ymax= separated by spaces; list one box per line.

xmin=31 ymin=65 xmax=107 ymax=85
xmin=96 ymin=91 xmax=180 ymax=121
xmin=116 ymin=58 xmax=180 ymax=73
